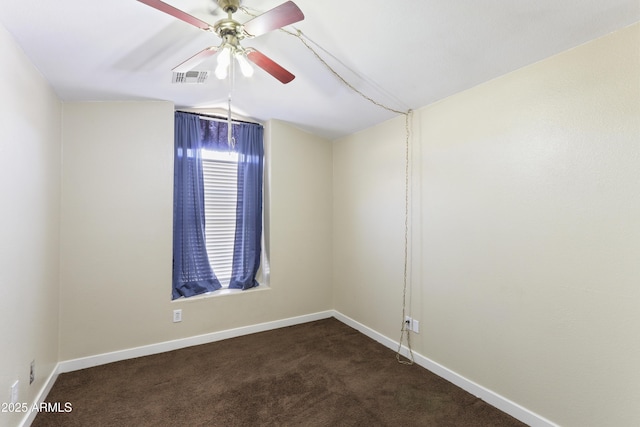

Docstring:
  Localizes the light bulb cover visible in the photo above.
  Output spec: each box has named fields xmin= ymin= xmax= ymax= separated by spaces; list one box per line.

xmin=215 ymin=47 xmax=232 ymax=80
xmin=217 ymin=47 xmax=232 ymax=66
xmin=236 ymin=53 xmax=254 ymax=77
xmin=215 ymin=63 xmax=228 ymax=80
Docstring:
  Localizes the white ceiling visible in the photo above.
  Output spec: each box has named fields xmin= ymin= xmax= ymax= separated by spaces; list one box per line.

xmin=1 ymin=0 xmax=638 ymax=140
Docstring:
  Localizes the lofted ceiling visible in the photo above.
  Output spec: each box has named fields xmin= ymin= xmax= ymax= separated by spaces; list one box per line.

xmin=0 ymin=0 xmax=638 ymax=140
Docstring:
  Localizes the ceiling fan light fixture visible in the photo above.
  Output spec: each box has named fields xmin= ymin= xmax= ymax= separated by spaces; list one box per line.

xmin=215 ymin=46 xmax=232 ymax=79
xmin=236 ymin=52 xmax=254 ymax=77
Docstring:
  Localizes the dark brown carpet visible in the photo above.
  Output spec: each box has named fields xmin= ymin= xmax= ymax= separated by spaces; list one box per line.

xmin=33 ymin=318 xmax=527 ymax=426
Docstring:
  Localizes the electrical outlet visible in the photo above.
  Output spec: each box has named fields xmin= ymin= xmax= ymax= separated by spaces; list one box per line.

xmin=173 ymin=309 xmax=182 ymax=323
xmin=30 ymin=360 xmax=35 ymax=385
xmin=10 ymin=380 xmax=19 ymax=404
xmin=404 ymin=316 xmax=419 ymax=333
xmin=404 ymin=316 xmax=412 ymax=331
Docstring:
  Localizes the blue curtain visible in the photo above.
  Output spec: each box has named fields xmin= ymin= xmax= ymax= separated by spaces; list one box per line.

xmin=229 ymin=123 xmax=264 ymax=290
xmin=172 ymin=112 xmax=222 ymax=299
xmin=200 ymin=119 xmax=238 ymax=151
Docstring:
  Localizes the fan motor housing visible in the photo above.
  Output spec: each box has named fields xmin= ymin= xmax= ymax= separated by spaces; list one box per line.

xmin=214 ymin=19 xmax=244 ymax=41
xmin=218 ymin=0 xmax=241 ymax=13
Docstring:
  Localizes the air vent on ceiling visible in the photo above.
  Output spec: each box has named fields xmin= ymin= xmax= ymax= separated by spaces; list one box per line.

xmin=172 ymin=70 xmax=209 ymax=84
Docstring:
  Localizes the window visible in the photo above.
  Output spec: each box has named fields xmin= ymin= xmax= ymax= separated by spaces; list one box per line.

xmin=202 ymin=149 xmax=239 ymax=287
xmin=172 ymin=112 xmax=264 ymax=299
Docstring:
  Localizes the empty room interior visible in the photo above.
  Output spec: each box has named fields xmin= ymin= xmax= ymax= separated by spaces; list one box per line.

xmin=1 ymin=1 xmax=639 ymax=426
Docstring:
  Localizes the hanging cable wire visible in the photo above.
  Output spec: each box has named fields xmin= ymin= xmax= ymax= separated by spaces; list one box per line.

xmin=397 ymin=110 xmax=414 ymax=365
xmin=240 ymin=6 xmax=415 ymax=364
xmin=284 ymin=30 xmax=407 ymax=115
xmin=240 ymin=6 xmax=408 ymax=115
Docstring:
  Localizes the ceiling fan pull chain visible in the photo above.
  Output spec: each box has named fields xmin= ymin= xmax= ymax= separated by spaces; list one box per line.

xmin=227 ymin=93 xmax=234 ymax=149
xmin=226 ymin=57 xmax=236 ymax=149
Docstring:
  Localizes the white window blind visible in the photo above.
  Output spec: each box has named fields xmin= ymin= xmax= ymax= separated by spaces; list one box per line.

xmin=202 ymin=150 xmax=239 ymax=287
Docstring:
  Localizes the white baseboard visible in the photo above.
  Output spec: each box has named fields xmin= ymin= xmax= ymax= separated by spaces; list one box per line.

xmin=18 ymin=365 xmax=59 ymax=427
xmin=29 ymin=310 xmax=555 ymax=427
xmin=332 ymin=311 xmax=558 ymax=427
xmin=58 ymin=310 xmax=333 ymax=373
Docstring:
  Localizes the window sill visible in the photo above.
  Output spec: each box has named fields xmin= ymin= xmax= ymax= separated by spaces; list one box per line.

xmin=172 ymin=284 xmax=269 ymax=302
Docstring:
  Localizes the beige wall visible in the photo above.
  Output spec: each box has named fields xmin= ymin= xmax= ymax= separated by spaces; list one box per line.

xmin=334 ymin=24 xmax=640 ymax=427
xmin=59 ymin=105 xmax=333 ymax=360
xmin=333 ymin=118 xmax=409 ymax=328
xmin=0 ymin=24 xmax=62 ymax=427
xmin=267 ymin=120 xmax=334 ymax=315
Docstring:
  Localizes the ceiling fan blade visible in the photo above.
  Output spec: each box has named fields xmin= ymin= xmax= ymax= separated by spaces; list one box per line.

xmin=242 ymin=1 xmax=304 ymax=37
xmin=137 ymin=0 xmax=213 ymax=32
xmin=247 ymin=49 xmax=295 ymax=84
xmin=172 ymin=47 xmax=218 ymax=73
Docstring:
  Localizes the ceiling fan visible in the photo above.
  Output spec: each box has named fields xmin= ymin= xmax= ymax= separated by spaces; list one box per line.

xmin=137 ymin=0 xmax=304 ymax=83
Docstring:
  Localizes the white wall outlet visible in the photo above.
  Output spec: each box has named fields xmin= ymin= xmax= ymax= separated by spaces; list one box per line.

xmin=10 ymin=380 xmax=19 ymax=404
xmin=404 ymin=316 xmax=412 ymax=331
xmin=173 ymin=309 xmax=182 ymax=323
xmin=412 ymin=319 xmax=420 ymax=333
xmin=404 ymin=316 xmax=419 ymax=333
